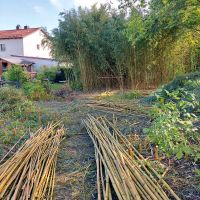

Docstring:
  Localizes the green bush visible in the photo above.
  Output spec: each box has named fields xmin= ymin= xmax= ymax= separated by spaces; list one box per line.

xmin=70 ymin=80 xmax=83 ymax=91
xmin=4 ymin=65 xmax=30 ymax=86
xmin=37 ymin=66 xmax=58 ymax=82
xmin=0 ymin=120 xmax=25 ymax=144
xmin=0 ymin=86 xmax=39 ymax=117
xmin=0 ymin=86 xmax=60 ymax=146
xmin=0 ymin=87 xmax=27 ymax=112
xmin=37 ymin=66 xmax=76 ymax=84
xmin=144 ymin=90 xmax=200 ymax=161
xmin=163 ymin=72 xmax=200 ymax=93
xmin=23 ymin=81 xmax=52 ymax=101
xmin=0 ymin=87 xmax=39 ymax=144
xmin=141 ymin=72 xmax=200 ymax=105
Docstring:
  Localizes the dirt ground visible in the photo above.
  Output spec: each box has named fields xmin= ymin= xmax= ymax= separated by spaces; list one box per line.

xmin=34 ymin=93 xmax=200 ymax=199
xmin=37 ymin=94 xmax=151 ymax=200
xmin=0 ymin=91 xmax=199 ymax=199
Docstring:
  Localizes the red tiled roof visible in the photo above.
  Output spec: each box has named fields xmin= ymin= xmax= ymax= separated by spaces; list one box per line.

xmin=0 ymin=28 xmax=40 ymax=39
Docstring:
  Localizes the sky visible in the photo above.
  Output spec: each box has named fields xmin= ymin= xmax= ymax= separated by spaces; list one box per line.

xmin=0 ymin=0 xmax=119 ymax=33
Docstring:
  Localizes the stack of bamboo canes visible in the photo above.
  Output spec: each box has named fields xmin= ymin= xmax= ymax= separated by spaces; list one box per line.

xmin=83 ymin=115 xmax=181 ymax=200
xmin=0 ymin=122 xmax=64 ymax=199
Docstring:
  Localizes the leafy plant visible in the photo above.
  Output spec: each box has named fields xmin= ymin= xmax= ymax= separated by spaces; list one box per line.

xmin=0 ymin=87 xmax=38 ymax=144
xmin=0 ymin=86 xmax=57 ymax=145
xmin=0 ymin=87 xmax=27 ymax=112
xmin=70 ymin=80 xmax=83 ymax=91
xmin=144 ymin=89 xmax=200 ymax=161
xmin=23 ymin=81 xmax=52 ymax=101
xmin=50 ymin=5 xmax=132 ymax=90
xmin=37 ymin=66 xmax=58 ymax=82
xmin=142 ymin=72 xmax=200 ymax=107
xmin=4 ymin=65 xmax=30 ymax=86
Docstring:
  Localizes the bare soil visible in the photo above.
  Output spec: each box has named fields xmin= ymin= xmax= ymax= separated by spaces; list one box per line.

xmin=19 ymin=93 xmax=200 ymax=199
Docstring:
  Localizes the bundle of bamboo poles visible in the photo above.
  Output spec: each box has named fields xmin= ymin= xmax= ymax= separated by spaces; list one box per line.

xmin=83 ymin=115 xmax=181 ymax=200
xmin=0 ymin=122 xmax=64 ymax=200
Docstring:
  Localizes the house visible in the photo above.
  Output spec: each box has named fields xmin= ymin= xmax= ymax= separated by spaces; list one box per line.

xmin=0 ymin=25 xmax=58 ymax=77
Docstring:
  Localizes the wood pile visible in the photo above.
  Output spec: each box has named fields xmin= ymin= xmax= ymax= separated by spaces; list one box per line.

xmin=0 ymin=123 xmax=64 ymax=199
xmin=83 ymin=115 xmax=181 ymax=200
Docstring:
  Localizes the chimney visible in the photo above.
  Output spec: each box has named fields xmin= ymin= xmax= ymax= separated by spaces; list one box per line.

xmin=24 ymin=25 xmax=29 ymax=29
xmin=16 ymin=25 xmax=21 ymax=30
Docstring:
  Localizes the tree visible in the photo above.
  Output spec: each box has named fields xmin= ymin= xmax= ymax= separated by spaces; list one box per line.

xmin=51 ymin=5 xmax=132 ymax=90
xmin=49 ymin=0 xmax=200 ymax=90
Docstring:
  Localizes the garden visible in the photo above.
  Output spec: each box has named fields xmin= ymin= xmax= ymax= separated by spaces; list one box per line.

xmin=0 ymin=0 xmax=200 ymax=199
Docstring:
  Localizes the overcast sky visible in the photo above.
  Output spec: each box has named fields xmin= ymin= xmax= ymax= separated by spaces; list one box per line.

xmin=0 ymin=0 xmax=119 ymax=32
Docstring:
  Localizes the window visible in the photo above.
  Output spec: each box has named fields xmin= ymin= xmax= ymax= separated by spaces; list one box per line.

xmin=37 ymin=44 xmax=40 ymax=50
xmin=0 ymin=44 xmax=6 ymax=51
xmin=2 ymin=63 xmax=7 ymax=72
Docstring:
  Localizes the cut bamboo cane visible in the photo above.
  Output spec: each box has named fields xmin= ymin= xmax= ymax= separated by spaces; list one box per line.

xmin=155 ymin=145 xmax=159 ymax=161
xmin=83 ymin=115 xmax=181 ymax=200
xmin=0 ymin=123 xmax=64 ymax=199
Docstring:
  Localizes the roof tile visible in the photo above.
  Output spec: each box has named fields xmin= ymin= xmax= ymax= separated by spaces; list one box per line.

xmin=0 ymin=28 xmax=40 ymax=39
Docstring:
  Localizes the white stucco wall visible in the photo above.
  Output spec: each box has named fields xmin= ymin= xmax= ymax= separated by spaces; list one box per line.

xmin=0 ymin=38 xmax=23 ymax=57
xmin=24 ymin=57 xmax=58 ymax=71
xmin=23 ymin=30 xmax=51 ymax=58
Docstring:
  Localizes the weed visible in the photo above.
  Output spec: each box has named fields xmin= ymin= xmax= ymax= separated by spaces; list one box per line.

xmin=0 ymin=87 xmax=56 ymax=145
xmin=3 ymin=65 xmax=30 ymax=86
xmin=99 ymin=90 xmax=142 ymax=102
xmin=144 ymin=89 xmax=200 ymax=161
xmin=23 ymin=81 xmax=52 ymax=101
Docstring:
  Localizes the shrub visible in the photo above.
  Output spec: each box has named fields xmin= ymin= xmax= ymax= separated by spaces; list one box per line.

xmin=23 ymin=81 xmax=52 ymax=101
xmin=0 ymin=86 xmax=58 ymax=146
xmin=37 ymin=66 xmax=58 ymax=82
xmin=141 ymin=72 xmax=200 ymax=105
xmin=0 ymin=86 xmax=39 ymax=117
xmin=0 ymin=120 xmax=25 ymax=144
xmin=70 ymin=80 xmax=83 ymax=91
xmin=144 ymin=90 xmax=200 ymax=161
xmin=163 ymin=72 xmax=200 ymax=93
xmin=0 ymin=86 xmax=27 ymax=112
xmin=0 ymin=87 xmax=39 ymax=144
xmin=4 ymin=65 xmax=30 ymax=86
xmin=37 ymin=66 xmax=76 ymax=84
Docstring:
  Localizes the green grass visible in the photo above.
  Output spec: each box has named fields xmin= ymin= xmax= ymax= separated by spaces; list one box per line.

xmin=120 ymin=91 xmax=142 ymax=100
xmin=50 ymin=83 xmax=65 ymax=91
xmin=0 ymin=86 xmax=57 ymax=145
xmin=100 ymin=90 xmax=142 ymax=102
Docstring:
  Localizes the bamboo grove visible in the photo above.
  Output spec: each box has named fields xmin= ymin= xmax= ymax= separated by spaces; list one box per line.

xmin=49 ymin=0 xmax=200 ymax=90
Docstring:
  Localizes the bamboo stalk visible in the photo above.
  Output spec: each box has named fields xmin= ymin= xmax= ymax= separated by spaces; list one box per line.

xmin=0 ymin=123 xmax=64 ymax=199
xmin=155 ymin=145 xmax=159 ymax=161
xmin=83 ymin=115 xmax=181 ymax=200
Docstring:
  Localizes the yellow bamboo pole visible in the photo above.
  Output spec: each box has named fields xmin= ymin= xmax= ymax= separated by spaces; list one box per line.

xmin=83 ymin=116 xmax=181 ymax=200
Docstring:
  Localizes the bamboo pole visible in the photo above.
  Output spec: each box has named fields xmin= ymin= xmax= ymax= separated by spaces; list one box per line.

xmin=0 ymin=123 xmax=64 ymax=199
xmin=83 ymin=115 xmax=181 ymax=200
